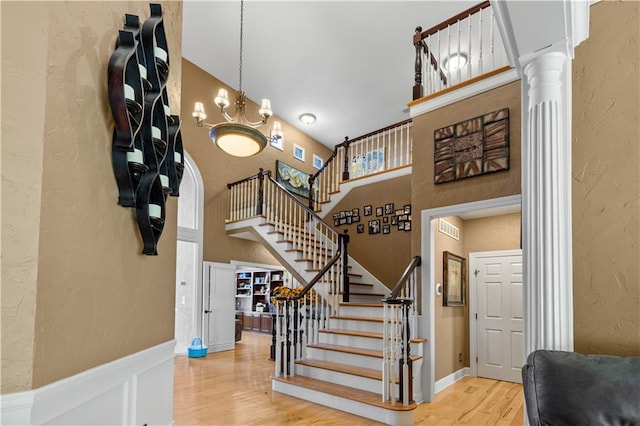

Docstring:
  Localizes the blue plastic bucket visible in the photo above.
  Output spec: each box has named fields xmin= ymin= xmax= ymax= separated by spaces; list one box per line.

xmin=187 ymin=337 xmax=208 ymax=358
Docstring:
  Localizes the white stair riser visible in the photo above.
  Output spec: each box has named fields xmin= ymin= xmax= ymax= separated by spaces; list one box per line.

xmin=306 ymin=348 xmax=382 ymax=370
xmin=339 ymin=305 xmax=384 ymax=318
xmin=347 ymin=295 xmax=385 ymax=304
xmin=295 ymin=364 xmax=391 ymax=394
xmin=319 ymin=333 xmax=383 ymax=351
xmin=329 ymin=319 xmax=384 ymax=334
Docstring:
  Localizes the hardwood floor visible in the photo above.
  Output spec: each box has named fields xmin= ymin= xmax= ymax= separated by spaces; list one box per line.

xmin=174 ymin=332 xmax=524 ymax=425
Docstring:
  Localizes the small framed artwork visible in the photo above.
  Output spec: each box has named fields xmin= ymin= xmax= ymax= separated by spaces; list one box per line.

xmin=356 ymin=224 xmax=365 ymax=233
xmin=364 ymin=205 xmax=372 ymax=216
xmin=404 ymin=204 xmax=412 ymax=214
xmin=376 ymin=207 xmax=383 ymax=217
xmin=352 ymin=215 xmax=360 ymax=223
xmin=346 ymin=216 xmax=353 ymax=224
xmin=352 ymin=208 xmax=360 ymax=216
xmin=443 ymin=251 xmax=466 ymax=307
xmin=384 ymin=203 xmax=394 ymax=215
xmin=383 ymin=216 xmax=389 ymax=224
xmin=312 ymin=154 xmax=324 ymax=170
xmin=382 ymin=224 xmax=390 ymax=234
xmin=271 ymin=135 xmax=284 ymax=151
xmin=404 ymin=221 xmax=412 ymax=231
xmin=334 ymin=219 xmax=340 ymax=227
xmin=368 ymin=219 xmax=381 ymax=234
xmin=395 ymin=209 xmax=404 ymax=216
xmin=391 ymin=216 xmax=398 ymax=225
xmin=398 ymin=221 xmax=405 ymax=230
xmin=293 ymin=144 xmax=305 ymax=162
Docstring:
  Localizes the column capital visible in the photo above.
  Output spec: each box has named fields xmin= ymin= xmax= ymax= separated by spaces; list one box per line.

xmin=523 ymin=51 xmax=568 ymax=105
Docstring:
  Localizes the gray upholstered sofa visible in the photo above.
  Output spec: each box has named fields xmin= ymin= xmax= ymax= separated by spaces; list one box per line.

xmin=522 ymin=350 xmax=640 ymax=425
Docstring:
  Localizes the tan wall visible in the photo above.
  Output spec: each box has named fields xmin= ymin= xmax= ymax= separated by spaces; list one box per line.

xmin=326 ymin=175 xmax=412 ymax=287
xmin=180 ymin=59 xmax=333 ymax=265
xmin=572 ymin=0 xmax=640 ymax=355
xmin=1 ymin=1 xmax=183 ymax=391
xmin=434 ymin=216 xmax=466 ymax=380
xmin=463 ymin=213 xmax=521 ymax=256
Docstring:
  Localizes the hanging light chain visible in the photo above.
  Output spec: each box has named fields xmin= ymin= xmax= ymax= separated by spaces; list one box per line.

xmin=238 ymin=0 xmax=244 ymax=93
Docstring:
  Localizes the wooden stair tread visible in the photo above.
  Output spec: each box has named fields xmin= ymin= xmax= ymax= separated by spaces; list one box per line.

xmin=330 ymin=291 xmax=385 ymax=297
xmin=320 ymin=329 xmax=383 ymax=339
xmin=330 ymin=315 xmax=383 ymax=323
xmin=307 ymin=342 xmax=422 ymax=361
xmin=271 ymin=376 xmax=416 ymax=412
xmin=339 ymin=302 xmax=383 ymax=308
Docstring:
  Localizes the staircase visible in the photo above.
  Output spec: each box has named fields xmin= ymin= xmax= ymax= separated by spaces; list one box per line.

xmin=225 ymin=163 xmax=424 ymax=425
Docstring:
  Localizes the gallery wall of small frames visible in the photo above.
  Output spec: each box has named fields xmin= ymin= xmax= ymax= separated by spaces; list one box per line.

xmin=332 ymin=203 xmax=412 ymax=235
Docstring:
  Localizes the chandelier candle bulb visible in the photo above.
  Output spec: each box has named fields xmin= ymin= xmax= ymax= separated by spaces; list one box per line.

xmin=164 ymin=104 xmax=170 ymax=116
xmin=148 ymin=203 xmax=162 ymax=219
xmin=214 ymin=89 xmax=230 ymax=108
xmin=259 ymin=99 xmax=272 ymax=117
xmin=152 ymin=126 xmax=161 ymax=139
xmin=271 ymin=121 xmax=283 ymax=139
xmin=174 ymin=152 xmax=182 ymax=163
xmin=192 ymin=102 xmax=206 ymax=121
xmin=126 ymin=148 xmax=144 ymax=164
xmin=138 ymin=64 xmax=147 ymax=79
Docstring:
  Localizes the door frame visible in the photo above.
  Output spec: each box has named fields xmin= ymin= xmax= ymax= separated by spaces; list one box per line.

xmin=420 ymin=194 xmax=521 ymax=402
xmin=176 ymin=151 xmax=205 ymax=349
xmin=468 ymin=249 xmax=522 ymax=378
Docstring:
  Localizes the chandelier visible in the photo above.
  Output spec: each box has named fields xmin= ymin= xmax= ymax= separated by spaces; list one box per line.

xmin=192 ymin=0 xmax=282 ymax=157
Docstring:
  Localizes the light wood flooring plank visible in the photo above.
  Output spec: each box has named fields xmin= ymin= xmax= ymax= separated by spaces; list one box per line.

xmin=174 ymin=331 xmax=523 ymax=425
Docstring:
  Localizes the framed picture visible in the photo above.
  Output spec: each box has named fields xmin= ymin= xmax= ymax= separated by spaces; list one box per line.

xmin=404 ymin=221 xmax=412 ymax=231
xmin=368 ymin=219 xmax=381 ymax=234
xmin=395 ymin=209 xmax=404 ymax=216
xmin=312 ymin=154 xmax=323 ymax=169
xmin=391 ymin=216 xmax=398 ymax=225
xmin=443 ymin=251 xmax=466 ymax=307
xmin=364 ymin=205 xmax=372 ymax=216
xmin=382 ymin=224 xmax=390 ymax=234
xmin=356 ymin=224 xmax=365 ymax=233
xmin=276 ymin=160 xmax=310 ymax=198
xmin=352 ymin=215 xmax=360 ymax=223
xmin=404 ymin=204 xmax=412 ymax=214
xmin=384 ymin=203 xmax=394 ymax=215
xmin=293 ymin=144 xmax=305 ymax=162
xmin=398 ymin=221 xmax=405 ymax=230
xmin=383 ymin=216 xmax=388 ymax=224
xmin=350 ymin=149 xmax=385 ymax=178
xmin=376 ymin=207 xmax=383 ymax=217
xmin=352 ymin=208 xmax=359 ymax=216
xmin=270 ymin=135 xmax=284 ymax=151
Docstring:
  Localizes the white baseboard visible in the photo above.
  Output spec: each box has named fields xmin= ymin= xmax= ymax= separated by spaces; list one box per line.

xmin=1 ymin=340 xmax=175 ymax=425
xmin=434 ymin=367 xmax=470 ymax=394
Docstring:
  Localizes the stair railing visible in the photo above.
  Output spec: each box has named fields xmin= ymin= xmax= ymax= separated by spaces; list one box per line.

xmin=382 ymin=255 xmax=421 ymax=406
xmin=308 ymin=120 xmax=413 ymax=212
xmin=412 ymin=1 xmax=509 ymax=100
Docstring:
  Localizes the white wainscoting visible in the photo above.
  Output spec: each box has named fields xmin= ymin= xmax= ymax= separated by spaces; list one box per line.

xmin=1 ymin=340 xmax=175 ymax=425
xmin=434 ymin=367 xmax=470 ymax=395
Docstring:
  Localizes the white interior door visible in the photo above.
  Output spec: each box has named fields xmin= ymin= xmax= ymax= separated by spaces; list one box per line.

xmin=203 ymin=262 xmax=236 ymax=353
xmin=473 ymin=250 xmax=523 ymax=383
xmin=175 ymin=240 xmax=199 ymax=354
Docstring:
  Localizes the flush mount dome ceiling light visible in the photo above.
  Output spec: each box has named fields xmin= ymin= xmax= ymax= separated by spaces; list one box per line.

xmin=298 ymin=113 xmax=316 ymax=125
xmin=191 ymin=0 xmax=282 ymax=157
xmin=443 ymin=53 xmax=468 ymax=72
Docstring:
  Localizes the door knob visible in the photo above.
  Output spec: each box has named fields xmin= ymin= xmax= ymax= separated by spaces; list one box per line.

xmin=204 ymin=310 xmax=212 ymax=314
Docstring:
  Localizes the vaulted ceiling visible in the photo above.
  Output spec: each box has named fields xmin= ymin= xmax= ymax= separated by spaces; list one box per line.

xmin=182 ymin=1 xmax=479 ymax=147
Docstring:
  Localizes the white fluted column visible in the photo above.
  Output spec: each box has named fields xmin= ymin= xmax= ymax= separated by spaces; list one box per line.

xmin=522 ymin=51 xmax=574 ymax=356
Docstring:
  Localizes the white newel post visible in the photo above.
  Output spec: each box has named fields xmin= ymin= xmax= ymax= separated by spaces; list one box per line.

xmin=521 ymin=50 xmax=574 ymax=356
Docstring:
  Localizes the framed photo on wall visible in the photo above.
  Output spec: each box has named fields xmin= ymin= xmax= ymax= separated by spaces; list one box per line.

xmin=443 ymin=251 xmax=466 ymax=307
xmin=312 ymin=154 xmax=323 ymax=169
xmin=293 ymin=144 xmax=305 ymax=162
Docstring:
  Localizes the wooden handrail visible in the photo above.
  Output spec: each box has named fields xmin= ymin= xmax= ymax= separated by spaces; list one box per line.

xmin=226 ymin=168 xmax=269 ymax=189
xmin=387 ymin=256 xmax=421 ymax=300
xmin=346 ymin=118 xmax=413 ymax=144
xmin=415 ymin=1 xmax=490 ymax=41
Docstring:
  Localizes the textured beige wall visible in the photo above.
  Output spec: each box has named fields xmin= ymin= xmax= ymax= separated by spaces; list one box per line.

xmin=1 ymin=2 xmax=50 ymax=393
xmin=180 ymin=59 xmax=333 ymax=265
xmin=463 ymin=213 xmax=521 ymax=257
xmin=572 ymin=0 xmax=640 ymax=355
xmin=434 ymin=216 xmax=466 ymax=380
xmin=326 ymin=175 xmax=412 ymax=288
xmin=2 ymin=1 xmax=183 ymax=391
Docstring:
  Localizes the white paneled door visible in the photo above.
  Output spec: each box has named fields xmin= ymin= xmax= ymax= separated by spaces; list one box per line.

xmin=474 ymin=250 xmax=523 ymax=383
xmin=203 ymin=262 xmax=236 ymax=353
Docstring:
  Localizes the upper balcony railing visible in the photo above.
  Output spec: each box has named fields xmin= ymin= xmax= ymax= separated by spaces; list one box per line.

xmin=412 ymin=1 xmax=510 ymax=100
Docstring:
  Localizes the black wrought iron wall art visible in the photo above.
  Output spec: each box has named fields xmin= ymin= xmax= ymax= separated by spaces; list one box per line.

xmin=108 ymin=3 xmax=184 ymax=255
